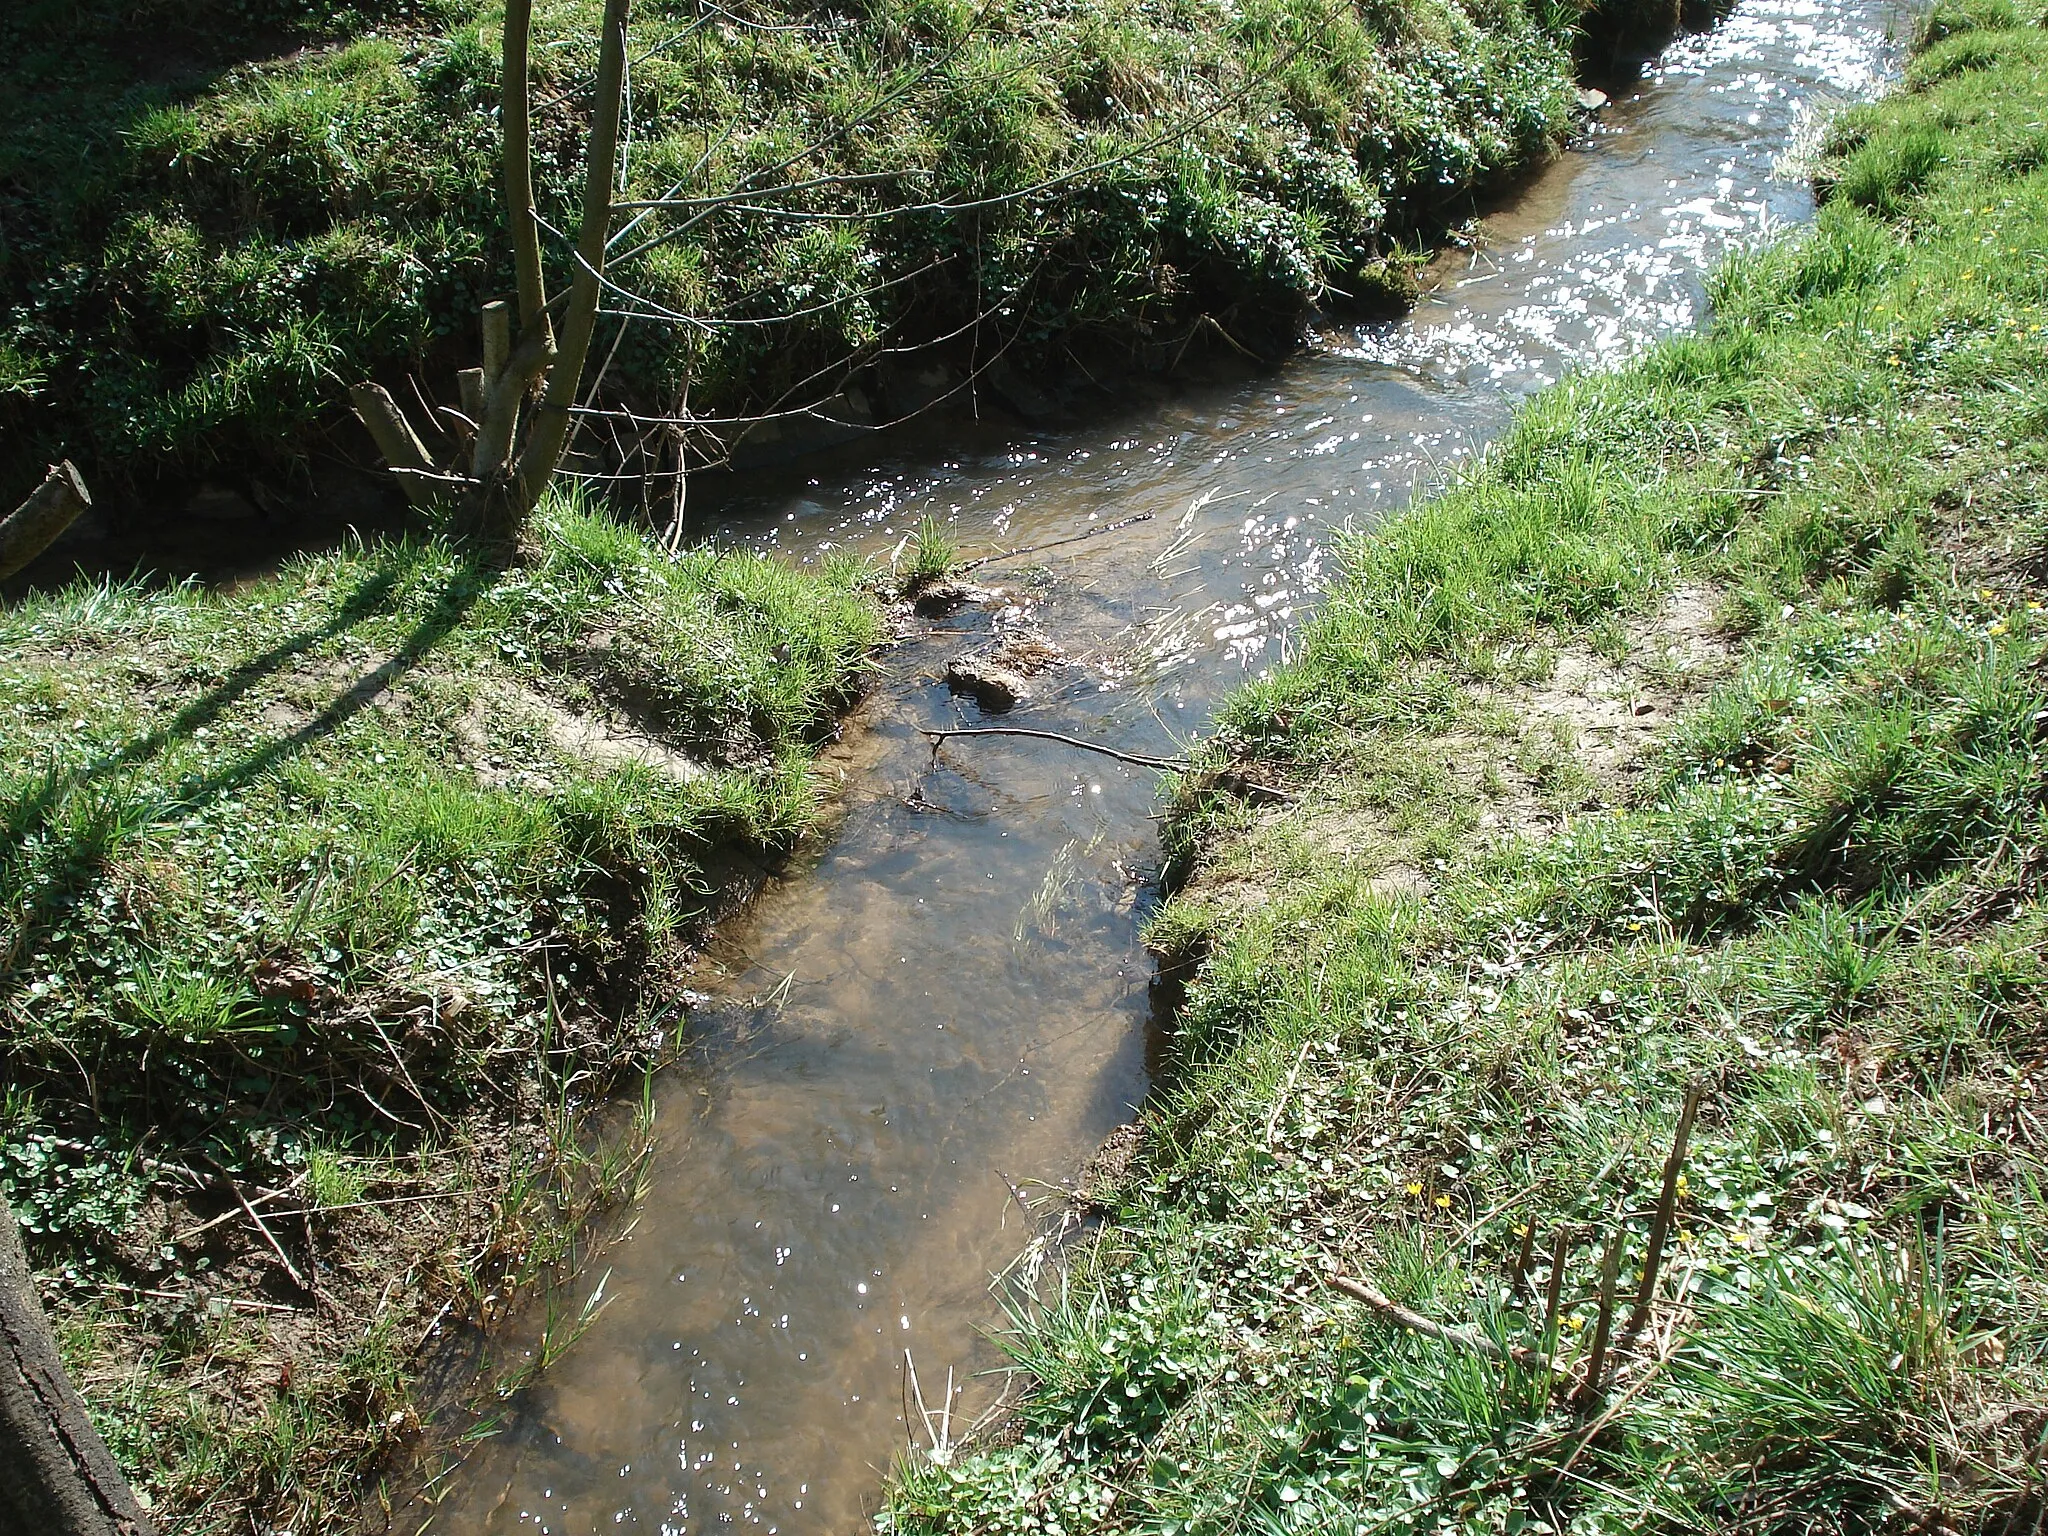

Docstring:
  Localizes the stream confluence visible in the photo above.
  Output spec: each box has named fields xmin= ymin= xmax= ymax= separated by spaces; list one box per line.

xmin=432 ymin=4 xmax=1903 ymax=1527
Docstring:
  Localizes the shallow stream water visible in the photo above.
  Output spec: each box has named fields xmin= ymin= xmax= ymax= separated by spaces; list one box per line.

xmin=429 ymin=5 xmax=1904 ymax=1528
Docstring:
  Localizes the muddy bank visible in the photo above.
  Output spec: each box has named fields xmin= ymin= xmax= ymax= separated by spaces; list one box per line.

xmin=0 ymin=501 xmax=883 ymax=1531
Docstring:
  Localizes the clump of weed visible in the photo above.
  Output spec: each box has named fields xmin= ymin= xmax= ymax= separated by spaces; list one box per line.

xmin=901 ymin=512 xmax=960 ymax=594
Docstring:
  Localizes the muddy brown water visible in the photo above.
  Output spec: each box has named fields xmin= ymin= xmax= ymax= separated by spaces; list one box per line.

xmin=425 ymin=4 xmax=1905 ymax=1528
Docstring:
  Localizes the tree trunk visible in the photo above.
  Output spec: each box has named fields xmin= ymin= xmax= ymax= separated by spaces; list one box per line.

xmin=0 ymin=1199 xmax=155 ymax=1536
xmin=514 ymin=0 xmax=633 ymax=519
xmin=503 ymin=0 xmax=553 ymax=352
xmin=0 ymin=462 xmax=91 ymax=583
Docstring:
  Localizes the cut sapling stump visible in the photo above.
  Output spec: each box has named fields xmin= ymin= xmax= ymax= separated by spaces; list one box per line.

xmin=0 ymin=462 xmax=91 ymax=583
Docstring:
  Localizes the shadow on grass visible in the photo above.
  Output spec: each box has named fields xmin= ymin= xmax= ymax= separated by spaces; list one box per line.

xmin=0 ymin=544 xmax=506 ymax=1020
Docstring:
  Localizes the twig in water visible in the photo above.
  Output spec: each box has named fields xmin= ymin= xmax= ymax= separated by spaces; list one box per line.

xmin=956 ymin=512 xmax=1155 ymax=573
xmin=903 ymin=1350 xmax=958 ymax=1463
xmin=1323 ymin=1273 xmax=1555 ymax=1373
xmin=922 ymin=726 xmax=1185 ymax=771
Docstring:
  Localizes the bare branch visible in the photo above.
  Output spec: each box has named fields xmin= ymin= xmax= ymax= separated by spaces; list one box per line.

xmin=613 ymin=167 xmax=918 ymax=211
xmin=608 ymin=51 xmax=1292 ymax=269
xmin=596 ymin=255 xmax=948 ymax=331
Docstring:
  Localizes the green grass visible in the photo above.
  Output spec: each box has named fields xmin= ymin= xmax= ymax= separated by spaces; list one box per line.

xmin=881 ymin=3 xmax=2048 ymax=1531
xmin=903 ymin=510 xmax=961 ymax=591
xmin=0 ymin=491 xmax=880 ymax=1527
xmin=0 ymin=0 xmax=1672 ymax=507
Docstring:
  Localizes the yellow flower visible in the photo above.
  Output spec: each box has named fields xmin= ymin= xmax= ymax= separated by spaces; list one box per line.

xmin=1405 ymin=1182 xmax=1423 ymax=1198
xmin=1566 ymin=1315 xmax=1585 ymax=1332
xmin=1434 ymin=1195 xmax=1452 ymax=1211
xmin=1512 ymin=1223 xmax=1530 ymax=1238
xmin=1989 ymin=620 xmax=2009 ymax=637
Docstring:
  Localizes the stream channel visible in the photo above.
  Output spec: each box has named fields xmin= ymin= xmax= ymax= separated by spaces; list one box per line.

xmin=430 ymin=3 xmax=1904 ymax=1527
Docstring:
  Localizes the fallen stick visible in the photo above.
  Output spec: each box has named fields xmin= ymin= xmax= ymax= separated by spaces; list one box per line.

xmin=168 ymin=1186 xmax=294 ymax=1247
xmin=110 ymin=1283 xmax=297 ymax=1316
xmin=921 ymin=726 xmax=1186 ymax=771
xmin=956 ymin=513 xmax=1154 ymax=573
xmin=1323 ymin=1273 xmax=1555 ymax=1373
xmin=175 ymin=1189 xmax=462 ymax=1240
xmin=200 ymin=1157 xmax=311 ymax=1294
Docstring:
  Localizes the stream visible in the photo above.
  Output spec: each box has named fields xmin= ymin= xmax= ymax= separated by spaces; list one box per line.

xmin=428 ymin=2 xmax=1904 ymax=1528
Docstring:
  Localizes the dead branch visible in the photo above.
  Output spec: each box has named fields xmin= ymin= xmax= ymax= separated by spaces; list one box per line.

xmin=921 ymin=726 xmax=1185 ymax=771
xmin=0 ymin=462 xmax=91 ymax=583
xmin=957 ymin=513 xmax=1155 ymax=573
xmin=1323 ymin=1273 xmax=1556 ymax=1373
xmin=1579 ymin=1219 xmax=1629 ymax=1407
xmin=199 ymin=1158 xmax=310 ymax=1295
xmin=1617 ymin=1083 xmax=1702 ymax=1355
xmin=1540 ymin=1225 xmax=1571 ymax=1346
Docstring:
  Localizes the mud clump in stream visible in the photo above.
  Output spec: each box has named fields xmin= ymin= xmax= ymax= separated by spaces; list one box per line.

xmin=945 ymin=629 xmax=1066 ymax=712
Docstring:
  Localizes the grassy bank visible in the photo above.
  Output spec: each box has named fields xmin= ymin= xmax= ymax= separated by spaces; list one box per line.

xmin=0 ymin=500 xmax=879 ymax=1528
xmin=3 ymin=0 xmax=1653 ymax=513
xmin=884 ymin=2 xmax=2048 ymax=1530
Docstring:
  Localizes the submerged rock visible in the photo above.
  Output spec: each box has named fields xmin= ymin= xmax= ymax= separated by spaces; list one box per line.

xmin=945 ymin=654 xmax=1035 ymax=712
xmin=909 ymin=578 xmax=1008 ymax=615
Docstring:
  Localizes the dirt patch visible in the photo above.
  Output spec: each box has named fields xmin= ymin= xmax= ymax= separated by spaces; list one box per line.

xmin=1502 ymin=583 xmax=1732 ymax=788
xmin=514 ymin=687 xmax=709 ymax=784
xmin=447 ymin=680 xmax=710 ymax=790
xmin=1075 ymin=1122 xmax=1144 ymax=1208
xmin=1184 ymin=583 xmax=1736 ymax=906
